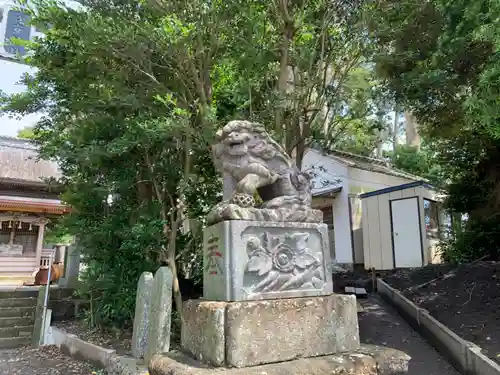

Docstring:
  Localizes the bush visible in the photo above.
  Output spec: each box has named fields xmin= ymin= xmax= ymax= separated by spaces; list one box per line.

xmin=439 ymin=214 xmax=500 ymax=263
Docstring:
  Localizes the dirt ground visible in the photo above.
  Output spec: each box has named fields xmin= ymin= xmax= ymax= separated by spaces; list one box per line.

xmin=359 ymin=295 xmax=459 ymax=375
xmin=55 ymin=320 xmax=132 ymax=357
xmin=383 ymin=261 xmax=500 ymax=364
xmin=0 ymin=345 xmax=102 ymax=375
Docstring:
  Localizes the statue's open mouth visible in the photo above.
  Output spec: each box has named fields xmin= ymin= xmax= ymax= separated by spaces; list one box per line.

xmin=229 ymin=140 xmax=244 ymax=146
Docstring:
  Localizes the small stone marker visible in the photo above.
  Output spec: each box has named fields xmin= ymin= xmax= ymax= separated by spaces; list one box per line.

xmin=131 ymin=271 xmax=154 ymax=359
xmin=145 ymin=266 xmax=173 ymax=364
xmin=58 ymin=244 xmax=81 ymax=288
xmin=32 ymin=285 xmax=48 ymax=347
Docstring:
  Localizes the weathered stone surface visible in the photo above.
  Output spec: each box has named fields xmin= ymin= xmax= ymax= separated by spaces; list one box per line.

xmin=207 ymin=120 xmax=320 ymax=226
xmin=149 ymin=350 xmax=380 ymax=375
xmin=207 ymin=204 xmax=323 ymax=224
xmin=107 ymin=356 xmax=149 ymax=375
xmin=132 ymin=271 xmax=154 ymax=359
xmin=358 ymin=345 xmax=411 ymax=375
xmin=225 ymin=294 xmax=360 ymax=367
xmin=203 ymin=220 xmax=333 ymax=302
xmin=181 ymin=300 xmax=226 ymax=366
xmin=58 ymin=245 xmax=81 ymax=288
xmin=180 ymin=295 xmax=360 ymax=368
xmin=32 ymin=285 xmax=47 ymax=346
xmin=145 ymin=267 xmax=173 ymax=364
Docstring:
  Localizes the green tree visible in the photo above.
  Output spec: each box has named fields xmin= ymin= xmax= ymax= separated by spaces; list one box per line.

xmin=211 ymin=0 xmax=384 ymax=167
xmin=370 ymin=0 xmax=500 ymax=261
xmin=384 ymin=145 xmax=443 ymax=184
xmin=0 ymin=0 xmax=386 ymax=327
xmin=17 ymin=126 xmax=36 ymax=139
xmin=0 ymin=0 xmax=234 ymax=326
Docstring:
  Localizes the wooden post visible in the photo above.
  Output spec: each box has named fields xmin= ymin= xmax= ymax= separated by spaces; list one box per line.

xmin=35 ymin=222 xmax=46 ymax=268
xmin=8 ymin=221 xmax=15 ymax=245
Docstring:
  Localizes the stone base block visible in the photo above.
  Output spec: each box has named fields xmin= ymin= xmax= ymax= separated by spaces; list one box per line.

xmin=149 ymin=345 xmax=411 ymax=375
xmin=181 ymin=294 xmax=360 ymax=368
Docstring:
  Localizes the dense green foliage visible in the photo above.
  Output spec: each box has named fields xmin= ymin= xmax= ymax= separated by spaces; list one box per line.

xmin=17 ymin=126 xmax=35 ymax=139
xmin=384 ymin=145 xmax=443 ymax=184
xmin=4 ymin=0 xmax=500 ymax=323
xmin=0 ymin=0 xmax=391 ymax=327
xmin=370 ymin=0 xmax=500 ymax=262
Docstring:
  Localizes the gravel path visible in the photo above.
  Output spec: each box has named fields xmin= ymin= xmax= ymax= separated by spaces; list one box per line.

xmin=0 ymin=345 xmax=103 ymax=375
xmin=359 ymin=295 xmax=459 ymax=375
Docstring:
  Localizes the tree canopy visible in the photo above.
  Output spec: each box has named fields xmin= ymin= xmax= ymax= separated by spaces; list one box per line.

xmin=0 ymin=0 xmax=391 ymax=327
xmin=370 ymin=0 xmax=500 ymax=262
xmin=5 ymin=0 xmax=500 ymax=325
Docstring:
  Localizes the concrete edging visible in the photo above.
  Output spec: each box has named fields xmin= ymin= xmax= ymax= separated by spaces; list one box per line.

xmin=46 ymin=326 xmax=148 ymax=375
xmin=377 ymin=278 xmax=500 ymax=375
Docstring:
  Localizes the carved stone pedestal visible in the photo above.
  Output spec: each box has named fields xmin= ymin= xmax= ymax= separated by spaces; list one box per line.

xmin=203 ymin=220 xmax=333 ymax=301
xmin=181 ymin=295 xmax=360 ymax=368
xmin=148 ymin=120 xmax=411 ymax=375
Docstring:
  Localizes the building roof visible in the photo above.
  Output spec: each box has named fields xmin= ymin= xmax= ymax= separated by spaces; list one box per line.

xmin=359 ymin=180 xmax=437 ymax=199
xmin=311 ymin=147 xmax=426 ymax=182
xmin=0 ymin=136 xmax=61 ymax=184
xmin=312 ymin=185 xmax=342 ymax=197
xmin=0 ymin=195 xmax=70 ymax=214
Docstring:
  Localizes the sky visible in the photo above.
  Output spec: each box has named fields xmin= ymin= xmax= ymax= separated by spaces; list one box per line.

xmin=0 ymin=0 xmax=84 ymax=137
xmin=0 ymin=59 xmax=40 ymax=137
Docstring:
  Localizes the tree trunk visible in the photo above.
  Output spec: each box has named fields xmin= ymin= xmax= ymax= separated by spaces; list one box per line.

xmin=392 ymin=108 xmax=399 ymax=152
xmin=404 ymin=110 xmax=421 ymax=150
xmin=165 ymin=223 xmax=184 ymax=326
xmin=275 ymin=0 xmax=294 ymax=149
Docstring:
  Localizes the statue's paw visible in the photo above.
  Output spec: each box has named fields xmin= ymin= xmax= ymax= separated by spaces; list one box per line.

xmin=230 ymin=193 xmax=256 ymax=208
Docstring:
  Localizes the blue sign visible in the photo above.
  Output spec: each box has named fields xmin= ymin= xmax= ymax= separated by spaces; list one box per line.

xmin=4 ymin=9 xmax=31 ymax=56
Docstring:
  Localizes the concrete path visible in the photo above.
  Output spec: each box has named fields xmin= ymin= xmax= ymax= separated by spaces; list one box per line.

xmin=0 ymin=345 xmax=101 ymax=375
xmin=359 ymin=295 xmax=459 ymax=375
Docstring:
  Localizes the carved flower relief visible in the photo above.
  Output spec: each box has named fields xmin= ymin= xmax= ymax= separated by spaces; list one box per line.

xmin=244 ymin=232 xmax=324 ymax=293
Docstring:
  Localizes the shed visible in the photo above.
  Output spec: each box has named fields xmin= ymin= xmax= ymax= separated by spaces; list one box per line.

xmin=360 ymin=180 xmax=448 ymax=270
xmin=303 ymin=147 xmax=422 ymax=268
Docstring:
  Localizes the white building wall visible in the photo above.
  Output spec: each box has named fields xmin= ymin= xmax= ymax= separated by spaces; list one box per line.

xmin=302 ymin=149 xmax=352 ymax=265
xmin=303 ymin=149 xmax=419 ymax=266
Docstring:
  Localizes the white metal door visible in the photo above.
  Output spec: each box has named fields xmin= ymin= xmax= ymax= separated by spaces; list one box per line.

xmin=391 ymin=197 xmax=422 ymax=268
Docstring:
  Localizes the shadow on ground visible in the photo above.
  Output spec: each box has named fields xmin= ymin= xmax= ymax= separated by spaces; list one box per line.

xmin=358 ymin=295 xmax=459 ymax=375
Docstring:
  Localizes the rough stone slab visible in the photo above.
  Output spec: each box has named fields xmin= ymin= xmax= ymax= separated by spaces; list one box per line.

xmin=357 ymin=345 xmax=411 ymax=375
xmin=145 ymin=267 xmax=173 ymax=364
xmin=107 ymin=355 xmax=149 ymax=375
xmin=203 ymin=220 xmax=333 ymax=302
xmin=149 ymin=351 xmax=377 ymax=375
xmin=131 ymin=271 xmax=154 ymax=359
xmin=225 ymin=294 xmax=360 ymax=367
xmin=207 ymin=204 xmax=323 ymax=225
xmin=181 ymin=300 xmax=226 ymax=366
xmin=181 ymin=295 xmax=360 ymax=368
xmin=31 ymin=285 xmax=47 ymax=347
xmin=149 ymin=345 xmax=410 ymax=375
xmin=58 ymin=245 xmax=81 ymax=288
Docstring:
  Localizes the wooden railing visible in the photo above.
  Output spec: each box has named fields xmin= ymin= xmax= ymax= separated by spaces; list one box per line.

xmin=40 ymin=249 xmax=53 ymax=268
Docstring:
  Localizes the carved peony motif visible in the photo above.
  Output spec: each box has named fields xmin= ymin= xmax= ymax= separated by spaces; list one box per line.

xmin=244 ymin=232 xmax=325 ymax=295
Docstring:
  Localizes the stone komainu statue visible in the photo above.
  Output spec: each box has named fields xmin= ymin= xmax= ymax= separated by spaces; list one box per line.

xmin=207 ymin=120 xmax=322 ymax=225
